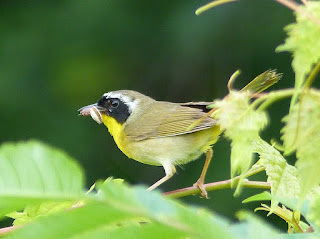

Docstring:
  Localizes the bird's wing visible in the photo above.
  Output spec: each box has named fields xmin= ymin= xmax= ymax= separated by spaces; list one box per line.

xmin=124 ymin=101 xmax=217 ymax=141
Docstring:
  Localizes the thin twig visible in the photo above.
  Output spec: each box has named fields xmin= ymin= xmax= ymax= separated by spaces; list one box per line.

xmin=0 ymin=225 xmax=21 ymax=236
xmin=274 ymin=0 xmax=320 ymax=27
xmin=164 ymin=180 xmax=270 ymax=199
xmin=248 ymin=88 xmax=295 ymax=111
xmin=164 ymin=166 xmax=268 ymax=198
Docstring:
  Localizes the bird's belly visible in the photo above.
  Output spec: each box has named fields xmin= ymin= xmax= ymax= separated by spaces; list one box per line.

xmin=119 ymin=126 xmax=220 ymax=166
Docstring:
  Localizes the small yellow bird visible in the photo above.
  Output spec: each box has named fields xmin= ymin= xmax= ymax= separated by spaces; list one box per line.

xmin=79 ymin=90 xmax=220 ymax=197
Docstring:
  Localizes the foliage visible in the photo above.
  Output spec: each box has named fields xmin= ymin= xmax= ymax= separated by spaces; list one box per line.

xmin=0 ymin=141 xmax=313 ymax=238
xmin=1 ymin=0 xmax=320 ymax=239
xmin=281 ymin=90 xmax=320 ymax=200
xmin=276 ymin=1 xmax=320 ymax=107
xmin=212 ymin=89 xmax=268 ymax=193
xmin=0 ymin=141 xmax=83 ymax=219
xmin=210 ymin=69 xmax=280 ymax=194
xmin=0 ymin=141 xmax=272 ymax=238
xmin=252 ymin=138 xmax=300 ymax=209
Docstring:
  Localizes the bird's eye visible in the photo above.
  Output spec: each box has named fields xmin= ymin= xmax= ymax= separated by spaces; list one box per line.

xmin=110 ymin=99 xmax=119 ymax=108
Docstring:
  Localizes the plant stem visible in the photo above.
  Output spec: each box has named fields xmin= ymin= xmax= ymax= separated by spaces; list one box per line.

xmin=195 ymin=0 xmax=238 ymax=15
xmin=303 ymin=60 xmax=320 ymax=89
xmin=248 ymin=88 xmax=295 ymax=111
xmin=227 ymin=69 xmax=242 ymax=92
xmin=164 ymin=166 xmax=269 ymax=198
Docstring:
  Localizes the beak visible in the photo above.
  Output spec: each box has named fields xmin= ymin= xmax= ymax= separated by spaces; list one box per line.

xmin=78 ymin=103 xmax=105 ymax=124
xmin=78 ymin=103 xmax=106 ymax=115
xmin=78 ymin=103 xmax=97 ymax=116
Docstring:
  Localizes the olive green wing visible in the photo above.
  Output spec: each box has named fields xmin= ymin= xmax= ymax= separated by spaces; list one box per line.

xmin=124 ymin=101 xmax=216 ymax=141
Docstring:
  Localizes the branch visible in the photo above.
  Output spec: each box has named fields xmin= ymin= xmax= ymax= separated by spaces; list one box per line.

xmin=164 ymin=180 xmax=270 ymax=199
xmin=0 ymin=225 xmax=21 ymax=237
xmin=164 ymin=166 xmax=269 ymax=198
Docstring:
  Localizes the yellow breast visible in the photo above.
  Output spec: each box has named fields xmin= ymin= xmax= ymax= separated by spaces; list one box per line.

xmin=101 ymin=114 xmax=132 ymax=157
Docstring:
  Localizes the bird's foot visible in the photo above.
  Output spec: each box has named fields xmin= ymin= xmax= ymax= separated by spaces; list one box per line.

xmin=193 ymin=179 xmax=208 ymax=199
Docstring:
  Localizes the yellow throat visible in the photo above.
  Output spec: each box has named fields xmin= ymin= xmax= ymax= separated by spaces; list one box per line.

xmin=101 ymin=114 xmax=123 ymax=138
xmin=101 ymin=114 xmax=130 ymax=156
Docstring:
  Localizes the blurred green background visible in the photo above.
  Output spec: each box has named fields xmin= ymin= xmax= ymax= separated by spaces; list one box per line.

xmin=1 ymin=0 xmax=296 ymax=230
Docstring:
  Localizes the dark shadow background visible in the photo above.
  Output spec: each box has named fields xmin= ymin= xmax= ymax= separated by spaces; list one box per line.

xmin=0 ymin=0 xmax=296 ymax=230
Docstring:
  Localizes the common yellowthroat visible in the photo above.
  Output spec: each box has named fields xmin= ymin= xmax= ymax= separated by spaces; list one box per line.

xmin=79 ymin=90 xmax=221 ymax=197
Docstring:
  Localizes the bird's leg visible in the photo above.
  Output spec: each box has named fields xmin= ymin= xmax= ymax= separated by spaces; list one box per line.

xmin=193 ymin=148 xmax=213 ymax=198
xmin=147 ymin=163 xmax=176 ymax=191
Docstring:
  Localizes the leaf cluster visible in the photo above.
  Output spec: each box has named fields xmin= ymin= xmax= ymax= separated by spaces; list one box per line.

xmin=0 ymin=142 xmax=287 ymax=238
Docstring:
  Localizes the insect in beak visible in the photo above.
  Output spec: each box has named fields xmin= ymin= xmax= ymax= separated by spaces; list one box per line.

xmin=78 ymin=104 xmax=104 ymax=124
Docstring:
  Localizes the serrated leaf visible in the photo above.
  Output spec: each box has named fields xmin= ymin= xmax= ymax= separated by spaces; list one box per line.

xmin=276 ymin=2 xmax=320 ymax=106
xmin=282 ymin=90 xmax=320 ymax=199
xmin=252 ymin=139 xmax=300 ymax=209
xmin=213 ymin=91 xmax=268 ymax=192
xmin=306 ymin=186 xmax=320 ymax=202
xmin=254 ymin=204 xmax=307 ymax=233
xmin=0 ymin=140 xmax=84 ymax=218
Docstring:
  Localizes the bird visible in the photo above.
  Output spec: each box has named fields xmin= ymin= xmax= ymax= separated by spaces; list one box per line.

xmin=79 ymin=90 xmax=221 ymax=198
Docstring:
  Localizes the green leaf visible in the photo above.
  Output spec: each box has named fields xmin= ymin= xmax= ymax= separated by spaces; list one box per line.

xmin=7 ymin=201 xmax=74 ymax=226
xmin=0 ymin=140 xmax=84 ymax=218
xmin=233 ymin=211 xmax=320 ymax=239
xmin=76 ymin=223 xmax=188 ymax=239
xmin=242 ymin=191 xmax=271 ymax=204
xmin=6 ymin=202 xmax=143 ymax=239
xmin=232 ymin=211 xmax=280 ymax=239
xmin=97 ymin=180 xmax=235 ymax=239
xmin=213 ymin=91 xmax=268 ymax=192
xmin=279 ymin=234 xmax=320 ymax=239
xmin=276 ymin=2 xmax=320 ymax=106
xmin=252 ymin=139 xmax=300 ymax=209
xmin=282 ymin=90 xmax=320 ymax=199
xmin=306 ymin=194 xmax=320 ymax=231
xmin=254 ymin=204 xmax=308 ymax=233
xmin=7 ymin=180 xmax=236 ymax=239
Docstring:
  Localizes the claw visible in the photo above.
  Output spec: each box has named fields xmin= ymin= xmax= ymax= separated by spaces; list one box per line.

xmin=193 ymin=179 xmax=208 ymax=199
